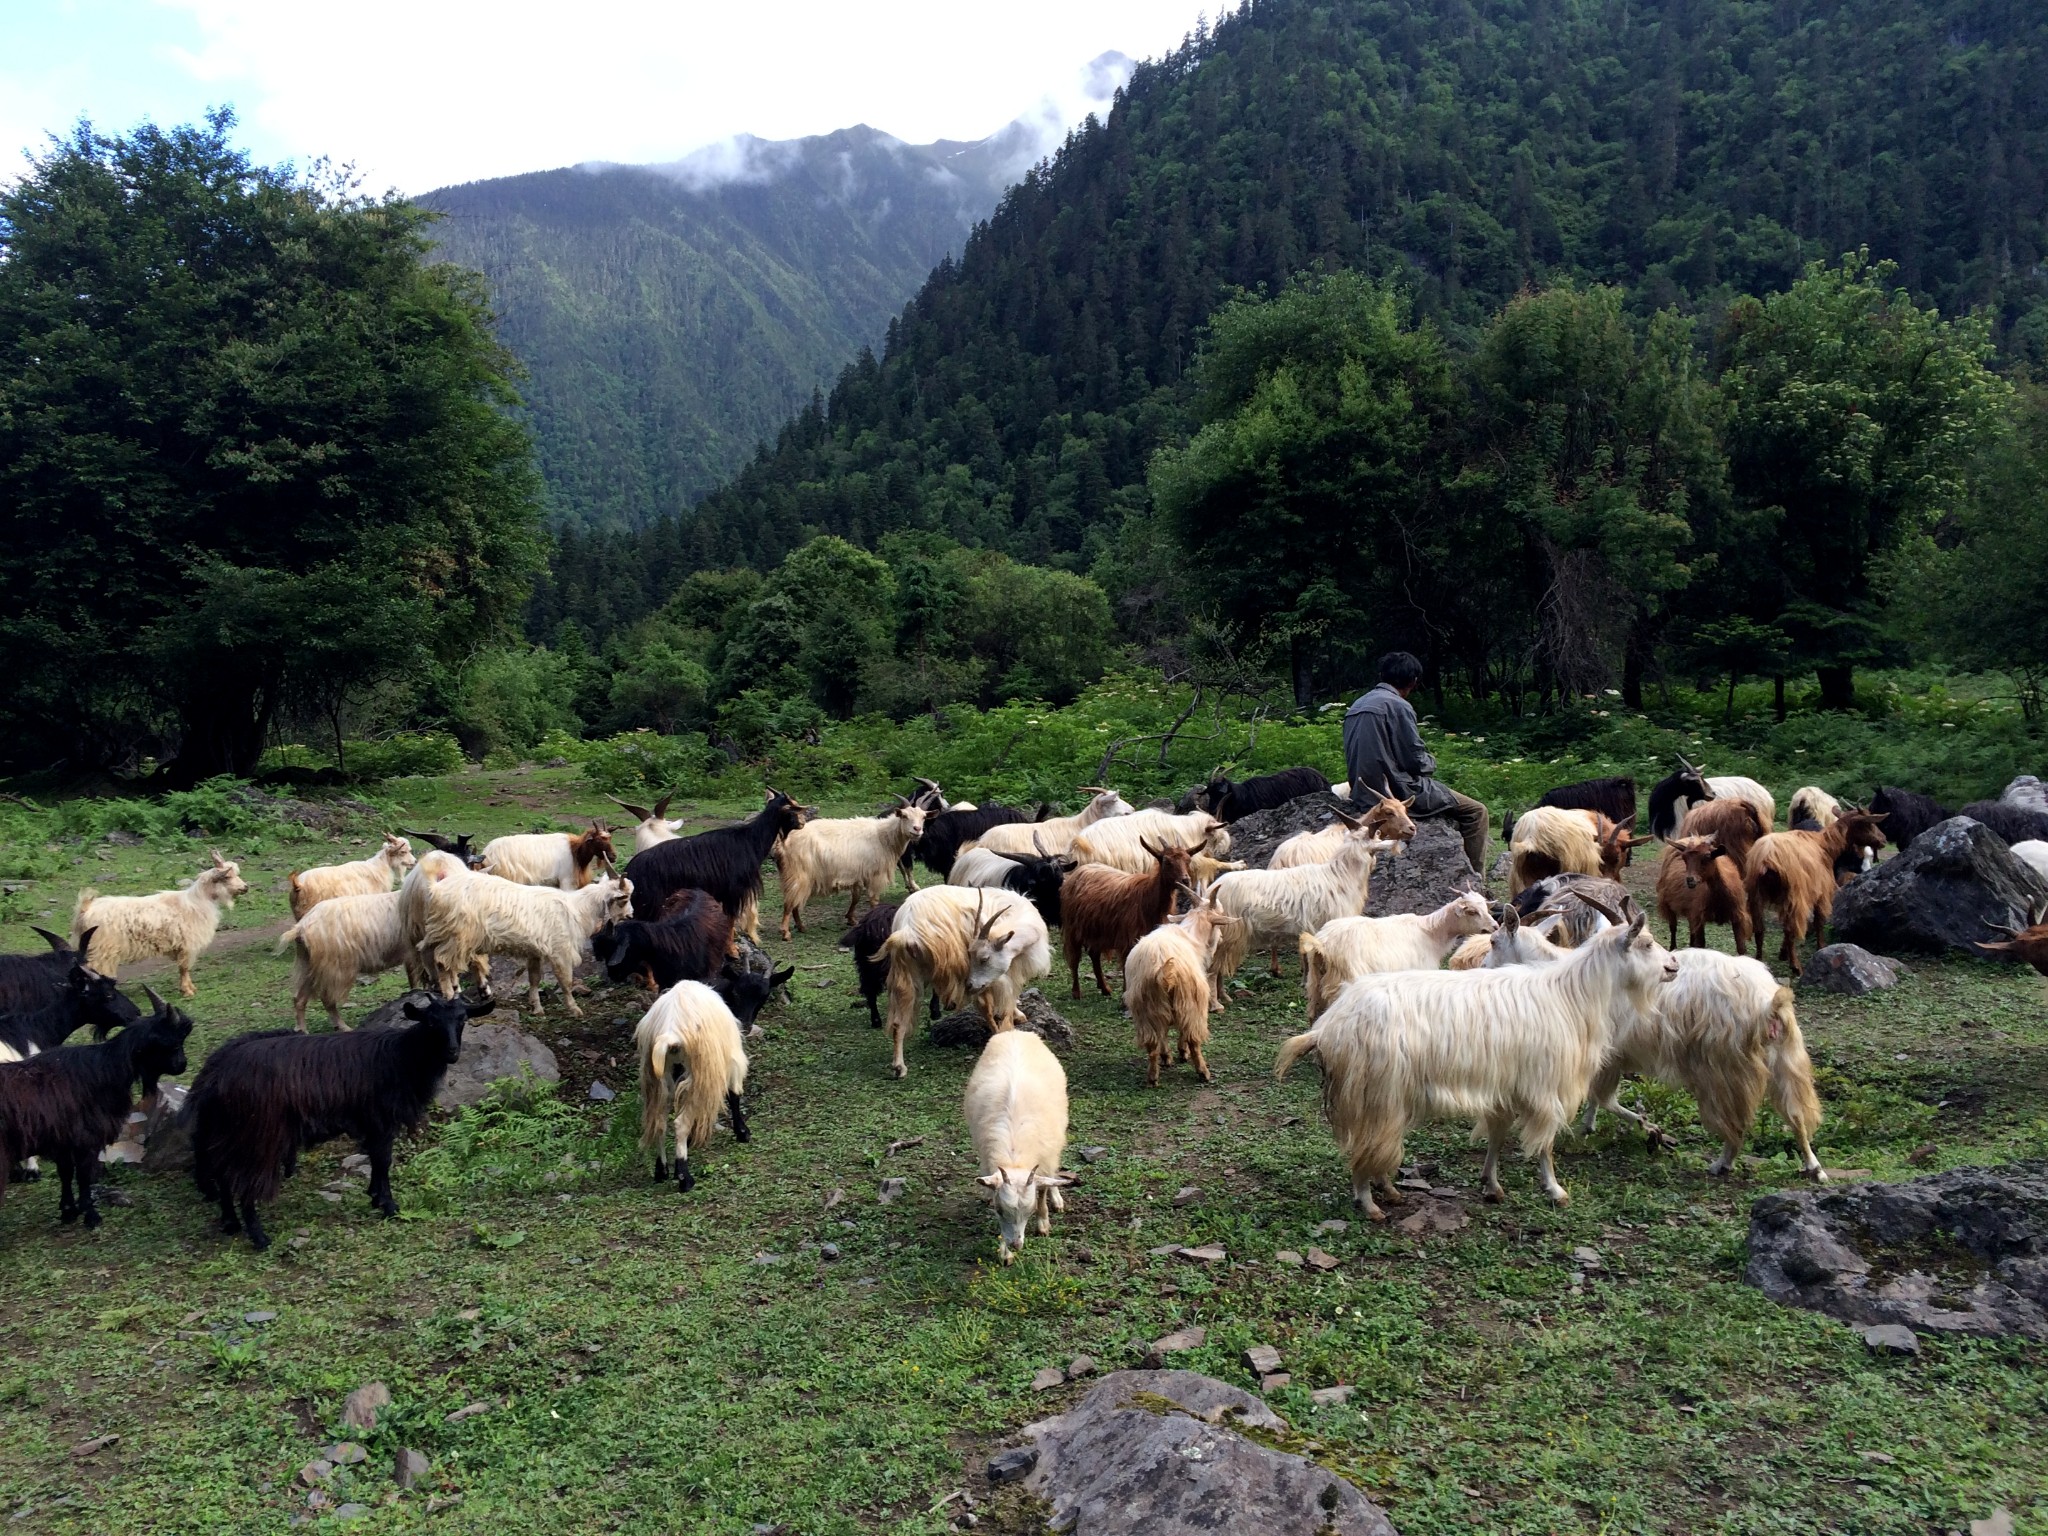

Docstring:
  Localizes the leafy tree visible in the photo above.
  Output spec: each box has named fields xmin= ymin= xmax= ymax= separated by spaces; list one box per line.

xmin=608 ymin=643 xmax=711 ymax=735
xmin=1720 ymin=252 xmax=2011 ymax=707
xmin=1682 ymin=618 xmax=1793 ymax=723
xmin=718 ymin=537 xmax=894 ymax=715
xmin=453 ymin=646 xmax=581 ymax=757
xmin=1151 ymin=273 xmax=1454 ymax=704
xmin=0 ymin=113 xmax=543 ymax=779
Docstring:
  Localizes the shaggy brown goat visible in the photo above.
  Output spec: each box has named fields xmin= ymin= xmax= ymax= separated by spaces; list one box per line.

xmin=1676 ymin=798 xmax=1766 ymax=869
xmin=1655 ymin=835 xmax=1753 ymax=953
xmin=1058 ymin=838 xmax=1195 ymax=999
xmin=1744 ymin=809 xmax=1888 ymax=974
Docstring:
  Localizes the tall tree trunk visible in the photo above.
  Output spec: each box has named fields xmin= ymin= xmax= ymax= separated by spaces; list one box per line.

xmin=1816 ymin=664 xmax=1855 ymax=711
xmin=1725 ymin=671 xmax=1738 ymax=723
xmin=1773 ymin=675 xmax=1787 ymax=723
xmin=1622 ymin=618 xmax=1647 ymax=709
xmin=1290 ymin=636 xmax=1313 ymax=709
xmin=164 ymin=680 xmax=275 ymax=787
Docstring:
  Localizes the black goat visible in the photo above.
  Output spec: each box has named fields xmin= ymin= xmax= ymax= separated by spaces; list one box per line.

xmin=596 ymin=888 xmax=736 ymax=991
xmin=910 ymin=803 xmax=1037 ymax=879
xmin=839 ymin=903 xmax=899 ymax=1029
xmin=624 ymin=790 xmax=809 ymax=923
xmin=0 ymin=926 xmax=93 ymax=1017
xmin=0 ymin=959 xmax=140 ymax=1060
xmin=0 ymin=989 xmax=192 ymax=1227
xmin=1869 ymin=787 xmax=1954 ymax=851
xmin=710 ymin=950 xmax=794 ymax=1029
xmin=1960 ymin=799 xmax=2048 ymax=846
xmin=402 ymin=830 xmax=482 ymax=868
xmin=1199 ymin=767 xmax=1332 ymax=823
xmin=189 ymin=993 xmax=491 ymax=1251
xmin=1536 ymin=775 xmax=1638 ymax=829
xmin=1647 ymin=759 xmax=1714 ymax=839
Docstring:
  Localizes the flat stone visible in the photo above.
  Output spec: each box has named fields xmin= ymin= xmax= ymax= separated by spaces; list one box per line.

xmin=1076 ymin=1146 xmax=1109 ymax=1164
xmin=299 ymin=1460 xmax=334 ymax=1486
xmin=340 ymin=1153 xmax=369 ymax=1170
xmin=1305 ymin=1248 xmax=1340 ymax=1271
xmin=1172 ymin=1186 xmax=1201 ymax=1206
xmin=243 ymin=1311 xmax=276 ymax=1324
xmin=1145 ymin=1327 xmax=1206 ymax=1365
xmin=1799 ymin=944 xmax=1906 ymax=996
xmin=1394 ymin=1203 xmax=1470 ymax=1237
xmin=1259 ymin=1372 xmax=1292 ymax=1392
xmin=333 ymin=1505 xmax=369 ymax=1522
xmin=1572 ymin=1245 xmax=1603 ymax=1270
xmin=751 ymin=1252 xmax=784 ymax=1266
xmin=819 ymin=1243 xmax=840 ymax=1261
xmin=1243 ymin=1345 xmax=1283 ymax=1375
xmin=394 ymin=1448 xmax=430 ymax=1489
xmin=318 ymin=1190 xmax=343 ymax=1203
xmin=341 ymin=1381 xmax=389 ymax=1431
xmin=1148 ymin=1244 xmax=1183 ymax=1256
xmin=323 ymin=1442 xmax=367 ymax=1465
xmin=587 ymin=1080 xmax=616 ymax=1102
xmin=444 ymin=1401 xmax=492 ymax=1424
xmin=1972 ymin=1512 xmax=2016 ymax=1536
xmin=1273 ymin=1250 xmax=1303 ymax=1267
xmin=305 ymin=1490 xmax=329 ymax=1509
xmin=986 ymin=1446 xmax=1039 ymax=1485
xmin=877 ymin=1177 xmax=907 ymax=1205
xmin=1862 ymin=1323 xmax=1920 ymax=1354
xmin=70 ymin=1434 xmax=118 ymax=1457
xmin=1178 ymin=1245 xmax=1226 ymax=1264
xmin=1067 ymin=1355 xmax=1097 ymax=1379
xmin=1310 ymin=1385 xmax=1356 ymax=1406
xmin=1394 ymin=1177 xmax=1432 ymax=1192
xmin=1018 ymin=1370 xmax=1393 ymax=1534
xmin=927 ymin=988 xmax=1075 ymax=1050
xmin=1313 ymin=1219 xmax=1348 ymax=1235
xmin=1031 ymin=1367 xmax=1066 ymax=1391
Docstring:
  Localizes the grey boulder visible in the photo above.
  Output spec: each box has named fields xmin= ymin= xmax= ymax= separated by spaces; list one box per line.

xmin=1831 ymin=818 xmax=2048 ymax=958
xmin=139 ymin=1082 xmax=194 ymax=1173
xmin=1007 ymin=1368 xmax=1396 ymax=1534
xmin=928 ymin=988 xmax=1076 ymax=1051
xmin=362 ymin=996 xmax=561 ymax=1108
xmin=1797 ymin=944 xmax=1905 ymax=996
xmin=1746 ymin=1162 xmax=2048 ymax=1339
xmin=1223 ymin=792 xmax=1479 ymax=915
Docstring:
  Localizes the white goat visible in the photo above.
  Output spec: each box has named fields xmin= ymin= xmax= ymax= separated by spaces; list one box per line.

xmin=1270 ymin=794 xmax=1418 ymax=869
xmin=1123 ymin=889 xmax=1237 ymax=1085
xmin=965 ymin=1028 xmax=1072 ymax=1263
xmin=419 ymin=874 xmax=632 ymax=1016
xmin=635 ymin=980 xmax=751 ymax=1192
xmin=608 ymin=793 xmax=684 ymax=855
xmin=480 ymin=824 xmax=616 ymax=890
xmin=288 ymin=834 xmax=416 ymax=919
xmin=1298 ymin=892 xmax=1499 ymax=1020
xmin=1068 ymin=808 xmax=1229 ymax=872
xmin=1275 ymin=914 xmax=1677 ymax=1215
xmin=970 ymin=789 xmax=1134 ymax=858
xmin=279 ymin=890 xmax=415 ymax=1031
xmin=773 ymin=803 xmax=926 ymax=939
xmin=1787 ymin=787 xmax=1841 ymax=829
xmin=2009 ymin=840 xmax=2048 ymax=886
xmin=399 ymin=850 xmax=491 ymax=996
xmin=1672 ymin=776 xmax=1777 ymax=834
xmin=872 ymin=887 xmax=1050 ymax=1078
xmin=1207 ymin=834 xmax=1398 ymax=984
xmin=72 ymin=852 xmax=250 ymax=997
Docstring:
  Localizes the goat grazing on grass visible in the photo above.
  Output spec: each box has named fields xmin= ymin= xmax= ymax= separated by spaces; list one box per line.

xmin=481 ymin=824 xmax=616 ymax=891
xmin=1057 ymin=839 xmax=1195 ymax=999
xmin=874 ymin=888 xmax=1050 ymax=1078
xmin=1649 ymin=758 xmax=1776 ymax=838
xmin=1123 ymin=889 xmax=1237 ymax=1085
xmin=595 ymin=887 xmax=735 ymax=992
xmin=970 ymin=789 xmax=1133 ymax=859
xmin=0 ymin=989 xmax=191 ymax=1226
xmin=1068 ymin=808 xmax=1228 ymax=873
xmin=1198 ymin=767 xmax=1332 ymax=823
xmin=1508 ymin=874 xmax=1639 ymax=946
xmin=965 ymin=1027 xmax=1072 ymax=1263
xmin=839 ymin=901 xmax=900 ymax=1029
xmin=1787 ymin=787 xmax=1841 ymax=830
xmin=73 ymin=852 xmax=250 ymax=997
xmin=608 ymin=793 xmax=683 ymax=855
xmin=1269 ymin=792 xmax=1416 ymax=869
xmin=1745 ymin=808 xmax=1888 ymax=974
xmin=1535 ymin=775 xmax=1639 ymax=833
xmin=1298 ymin=892 xmax=1499 ymax=1020
xmin=949 ymin=841 xmax=1072 ymax=925
xmin=280 ymin=891 xmax=415 ymax=1031
xmin=1275 ymin=912 xmax=1677 ymax=1217
xmin=0 ymin=946 xmax=138 ymax=1060
xmin=420 ymin=875 xmax=632 ymax=1016
xmin=1208 ymin=834 xmax=1398 ymax=986
xmin=1655 ymin=835 xmax=1753 ymax=953
xmin=1867 ymin=788 xmax=1952 ymax=851
xmin=288 ymin=833 xmax=416 ymax=919
xmin=624 ymin=790 xmax=811 ymax=939
xmin=1507 ymin=807 xmax=1649 ymax=897
xmin=399 ymin=850 xmax=492 ymax=998
xmin=636 ymin=981 xmax=751 ymax=1193
xmin=189 ymin=993 xmax=490 ymax=1250
xmin=773 ymin=802 xmax=925 ymax=939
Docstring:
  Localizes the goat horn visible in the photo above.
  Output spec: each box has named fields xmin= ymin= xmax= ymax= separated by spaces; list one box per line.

xmin=653 ymin=793 xmax=674 ymax=819
xmin=1031 ymin=832 xmax=1048 ymax=858
xmin=606 ymin=794 xmax=653 ymax=820
xmin=1077 ymin=785 xmax=1108 ymax=796
xmin=913 ymin=776 xmax=941 ymax=791
xmin=1574 ymin=890 xmax=1626 ymax=926
xmin=141 ymin=982 xmax=165 ymax=1013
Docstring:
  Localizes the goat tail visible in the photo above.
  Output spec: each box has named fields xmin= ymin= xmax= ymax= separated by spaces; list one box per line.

xmin=70 ymin=888 xmax=99 ymax=949
xmin=277 ymin=922 xmax=303 ymax=956
xmin=1274 ymin=1030 xmax=1320 ymax=1082
xmin=640 ymin=1037 xmax=674 ymax=1153
xmin=1765 ymin=986 xmax=1822 ymax=1137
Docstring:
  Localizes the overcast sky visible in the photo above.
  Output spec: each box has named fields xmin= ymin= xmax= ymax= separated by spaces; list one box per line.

xmin=0 ymin=0 xmax=1214 ymax=194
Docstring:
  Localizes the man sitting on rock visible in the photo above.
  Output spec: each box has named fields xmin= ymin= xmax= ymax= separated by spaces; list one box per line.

xmin=1342 ymin=650 xmax=1489 ymax=873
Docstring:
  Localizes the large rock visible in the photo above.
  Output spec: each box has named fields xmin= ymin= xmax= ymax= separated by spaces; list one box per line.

xmin=1008 ymin=1369 xmax=1396 ymax=1534
xmin=928 ymin=988 xmax=1075 ymax=1050
xmin=361 ymin=994 xmax=561 ymax=1109
xmin=1831 ymin=817 xmax=2048 ymax=958
xmin=1222 ymin=793 xmax=1480 ymax=916
xmin=139 ymin=1082 xmax=193 ymax=1173
xmin=1798 ymin=944 xmax=1905 ymax=996
xmin=1746 ymin=1162 xmax=2048 ymax=1339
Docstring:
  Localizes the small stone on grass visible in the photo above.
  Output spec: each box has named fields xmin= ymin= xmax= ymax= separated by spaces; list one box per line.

xmin=1172 ymin=1185 xmax=1201 ymax=1206
xmin=1862 ymin=1323 xmax=1919 ymax=1355
xmin=1310 ymin=1385 xmax=1355 ymax=1406
xmin=1030 ymin=1367 xmax=1065 ymax=1391
xmin=1274 ymin=1249 xmax=1303 ymax=1267
xmin=1305 ymin=1247 xmax=1339 ymax=1271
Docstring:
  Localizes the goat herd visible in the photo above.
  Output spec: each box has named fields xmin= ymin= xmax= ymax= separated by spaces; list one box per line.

xmin=2 ymin=759 xmax=2046 ymax=1265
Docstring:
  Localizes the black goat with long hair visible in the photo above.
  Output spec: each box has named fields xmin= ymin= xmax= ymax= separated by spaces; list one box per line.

xmin=1647 ymin=759 xmax=1714 ymax=839
xmin=910 ymin=803 xmax=1039 ymax=879
xmin=0 ymin=926 xmax=94 ymax=1017
xmin=624 ymin=790 xmax=810 ymax=923
xmin=1869 ymin=787 xmax=1954 ymax=851
xmin=0 ymin=956 xmax=140 ymax=1059
xmin=1199 ymin=767 xmax=1332 ymax=823
xmin=596 ymin=887 xmax=735 ymax=991
xmin=189 ymin=993 xmax=491 ymax=1250
xmin=0 ymin=988 xmax=192 ymax=1227
xmin=839 ymin=902 xmax=899 ymax=1029
xmin=401 ymin=830 xmax=482 ymax=868
xmin=1960 ymin=799 xmax=2048 ymax=846
xmin=1535 ymin=775 xmax=1638 ymax=830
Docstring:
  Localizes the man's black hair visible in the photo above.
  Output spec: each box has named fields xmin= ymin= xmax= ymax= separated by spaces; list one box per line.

xmin=1378 ymin=651 xmax=1424 ymax=688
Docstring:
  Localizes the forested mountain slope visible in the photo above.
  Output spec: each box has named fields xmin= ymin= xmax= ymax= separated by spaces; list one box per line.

xmin=535 ymin=0 xmax=2048 ymax=629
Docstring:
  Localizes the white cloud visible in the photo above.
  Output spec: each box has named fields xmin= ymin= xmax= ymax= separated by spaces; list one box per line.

xmin=133 ymin=0 xmax=1207 ymax=194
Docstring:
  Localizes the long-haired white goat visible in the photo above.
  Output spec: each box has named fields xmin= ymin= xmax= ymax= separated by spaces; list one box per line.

xmin=773 ymin=802 xmax=926 ymax=939
xmin=872 ymin=887 xmax=1050 ymax=1078
xmin=1269 ymin=792 xmax=1417 ymax=869
xmin=1298 ymin=892 xmax=1499 ymax=1020
xmin=635 ymin=980 xmax=750 ymax=1193
xmin=1507 ymin=806 xmax=1649 ymax=897
xmin=969 ymin=789 xmax=1134 ymax=859
xmin=72 ymin=852 xmax=250 ymax=997
xmin=1068 ymin=808 xmax=1229 ymax=873
xmin=1122 ymin=888 xmax=1237 ymax=1085
xmin=419 ymin=874 xmax=632 ymax=1017
xmin=279 ymin=889 xmax=417 ymax=1031
xmin=609 ymin=793 xmax=684 ymax=855
xmin=288 ymin=833 xmax=416 ymax=919
xmin=1275 ymin=912 xmax=1678 ymax=1215
xmin=480 ymin=824 xmax=616 ymax=890
xmin=399 ymin=850 xmax=491 ymax=997
xmin=965 ymin=1027 xmax=1072 ymax=1263
xmin=1206 ymin=833 xmax=1399 ymax=985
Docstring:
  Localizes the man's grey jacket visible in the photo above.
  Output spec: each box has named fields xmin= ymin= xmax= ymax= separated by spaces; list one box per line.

xmin=1342 ymin=683 xmax=1456 ymax=815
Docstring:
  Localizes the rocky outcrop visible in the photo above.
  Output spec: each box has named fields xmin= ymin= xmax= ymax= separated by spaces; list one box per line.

xmin=928 ymin=988 xmax=1075 ymax=1050
xmin=1831 ymin=818 xmax=2048 ymax=958
xmin=1222 ymin=793 xmax=1480 ymax=916
xmin=1003 ymin=1369 xmax=1397 ymax=1534
xmin=1746 ymin=1163 xmax=2048 ymax=1339
xmin=361 ymin=994 xmax=561 ymax=1108
xmin=1797 ymin=944 xmax=1905 ymax=996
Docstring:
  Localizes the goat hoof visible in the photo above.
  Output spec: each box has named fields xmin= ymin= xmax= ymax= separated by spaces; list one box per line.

xmin=83 ymin=1209 xmax=103 ymax=1230
xmin=1483 ymin=1188 xmax=1506 ymax=1205
xmin=675 ymin=1172 xmax=695 ymax=1194
xmin=889 ymin=1064 xmax=907 ymax=1080
xmin=734 ymin=1127 xmax=751 ymax=1144
xmin=248 ymin=1234 xmax=272 ymax=1253
xmin=59 ymin=1207 xmax=78 ymax=1224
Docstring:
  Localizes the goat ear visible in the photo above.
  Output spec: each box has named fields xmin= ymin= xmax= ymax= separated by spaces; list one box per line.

xmin=402 ymin=998 xmax=427 ymax=1020
xmin=770 ymin=966 xmax=795 ymax=989
xmin=978 ymin=1173 xmax=1005 ymax=1188
xmin=1036 ymin=1172 xmax=1078 ymax=1189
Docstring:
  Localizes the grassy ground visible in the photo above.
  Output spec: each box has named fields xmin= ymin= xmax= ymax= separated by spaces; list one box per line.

xmin=0 ymin=766 xmax=2043 ymax=1535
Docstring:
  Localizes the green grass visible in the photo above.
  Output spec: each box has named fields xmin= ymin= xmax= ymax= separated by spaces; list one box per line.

xmin=0 ymin=766 xmax=2043 ymax=1534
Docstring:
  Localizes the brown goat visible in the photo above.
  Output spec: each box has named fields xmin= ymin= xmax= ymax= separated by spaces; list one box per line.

xmin=1058 ymin=838 xmax=1195 ymax=999
xmin=1677 ymin=798 xmax=1765 ymax=869
xmin=1744 ymin=809 xmax=1888 ymax=974
xmin=1975 ymin=900 xmax=2048 ymax=976
xmin=1655 ymin=835 xmax=1752 ymax=953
